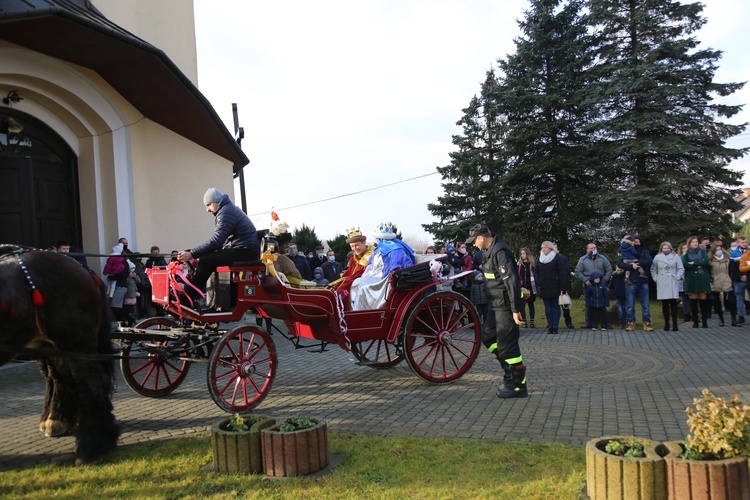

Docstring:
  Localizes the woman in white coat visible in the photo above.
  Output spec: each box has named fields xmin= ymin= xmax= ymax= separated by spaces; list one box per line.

xmin=651 ymin=241 xmax=685 ymax=332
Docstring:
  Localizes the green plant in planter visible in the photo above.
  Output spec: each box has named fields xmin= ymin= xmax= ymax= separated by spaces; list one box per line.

xmin=604 ymin=438 xmax=645 ymax=458
xmin=224 ymin=413 xmax=267 ymax=432
xmin=681 ymin=389 xmax=750 ymax=460
xmin=277 ymin=414 xmax=315 ymax=432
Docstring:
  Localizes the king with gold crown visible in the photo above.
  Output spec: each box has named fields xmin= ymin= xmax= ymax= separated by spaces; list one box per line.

xmin=327 ymin=226 xmax=374 ymax=297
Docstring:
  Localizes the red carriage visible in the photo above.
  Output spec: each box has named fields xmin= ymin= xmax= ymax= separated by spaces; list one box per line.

xmin=118 ymin=251 xmax=482 ymax=413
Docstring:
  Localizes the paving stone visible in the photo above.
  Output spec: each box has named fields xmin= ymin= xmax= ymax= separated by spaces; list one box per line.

xmin=2 ymin=317 xmax=749 ymax=472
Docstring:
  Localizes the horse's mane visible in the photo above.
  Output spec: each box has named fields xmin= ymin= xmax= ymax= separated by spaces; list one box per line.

xmin=0 ymin=244 xmax=38 ymax=258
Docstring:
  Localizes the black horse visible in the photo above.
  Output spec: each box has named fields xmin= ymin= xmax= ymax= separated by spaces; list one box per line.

xmin=0 ymin=246 xmax=120 ymax=465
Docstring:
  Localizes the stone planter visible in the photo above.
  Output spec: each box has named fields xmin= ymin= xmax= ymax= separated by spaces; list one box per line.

xmin=663 ymin=441 xmax=750 ymax=500
xmin=586 ymin=436 xmax=667 ymax=500
xmin=211 ymin=415 xmax=276 ymax=474
xmin=261 ymin=419 xmax=328 ymax=477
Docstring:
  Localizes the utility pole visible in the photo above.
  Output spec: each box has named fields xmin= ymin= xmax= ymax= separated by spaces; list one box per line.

xmin=232 ymin=102 xmax=247 ymax=213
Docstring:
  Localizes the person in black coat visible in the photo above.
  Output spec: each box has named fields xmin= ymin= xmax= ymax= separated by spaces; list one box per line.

xmin=535 ymin=241 xmax=570 ymax=335
xmin=466 ymin=224 xmax=527 ymax=399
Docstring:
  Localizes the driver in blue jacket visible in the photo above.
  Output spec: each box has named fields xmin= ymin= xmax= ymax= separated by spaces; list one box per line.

xmin=178 ymin=188 xmax=260 ymax=308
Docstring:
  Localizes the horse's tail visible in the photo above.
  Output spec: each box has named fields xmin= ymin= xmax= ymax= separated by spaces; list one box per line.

xmin=91 ymin=270 xmax=117 ymax=391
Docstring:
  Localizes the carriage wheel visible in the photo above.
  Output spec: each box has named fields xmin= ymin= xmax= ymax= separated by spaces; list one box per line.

xmin=207 ymin=325 xmax=277 ymax=412
xmin=402 ymin=291 xmax=481 ymax=383
xmin=120 ymin=317 xmax=191 ymax=397
xmin=351 ymin=339 xmax=403 ymax=367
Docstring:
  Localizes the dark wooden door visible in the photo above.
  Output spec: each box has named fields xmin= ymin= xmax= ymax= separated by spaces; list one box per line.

xmin=0 ymin=110 xmax=79 ymax=249
xmin=0 ymin=156 xmax=34 ymax=245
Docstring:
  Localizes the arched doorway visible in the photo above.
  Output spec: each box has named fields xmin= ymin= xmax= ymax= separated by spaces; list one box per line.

xmin=0 ymin=108 xmax=80 ymax=249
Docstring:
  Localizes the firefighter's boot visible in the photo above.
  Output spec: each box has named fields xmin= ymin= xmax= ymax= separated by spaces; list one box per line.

xmin=496 ymin=364 xmax=528 ymax=399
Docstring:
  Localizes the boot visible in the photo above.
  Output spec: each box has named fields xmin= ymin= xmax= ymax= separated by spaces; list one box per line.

xmin=529 ymin=319 xmax=535 ymax=328
xmin=625 ymin=322 xmax=636 ymax=331
xmin=496 ymin=355 xmax=512 ymax=391
xmin=731 ymin=313 xmax=739 ymax=327
xmin=662 ymin=302 xmax=671 ymax=331
xmin=700 ymin=300 xmax=709 ymax=328
xmin=497 ymin=364 xmax=528 ymax=398
xmin=718 ymin=311 xmax=725 ymax=327
xmin=672 ymin=321 xmax=679 ymax=332
xmin=643 ymin=322 xmax=654 ymax=332
xmin=690 ymin=299 xmax=699 ymax=328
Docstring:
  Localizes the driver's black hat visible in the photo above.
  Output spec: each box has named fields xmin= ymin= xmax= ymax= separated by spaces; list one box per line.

xmin=465 ymin=223 xmax=491 ymax=245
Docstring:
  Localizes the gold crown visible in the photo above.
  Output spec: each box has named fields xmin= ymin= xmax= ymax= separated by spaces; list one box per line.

xmin=347 ymin=227 xmax=363 ymax=239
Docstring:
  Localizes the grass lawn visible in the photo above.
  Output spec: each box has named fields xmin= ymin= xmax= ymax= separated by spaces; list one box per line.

xmin=1 ymin=433 xmax=586 ymax=499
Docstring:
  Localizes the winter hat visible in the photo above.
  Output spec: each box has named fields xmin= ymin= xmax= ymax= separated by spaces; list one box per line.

xmin=314 ymin=267 xmax=324 ymax=278
xmin=203 ymin=187 xmax=223 ymax=204
xmin=112 ymin=243 xmax=124 ymax=254
xmin=730 ymin=247 xmax=743 ymax=260
xmin=127 ymin=260 xmax=136 ymax=271
xmin=589 ymin=271 xmax=603 ymax=281
xmin=445 ymin=243 xmax=456 ymax=254
xmin=473 ymin=270 xmax=483 ymax=280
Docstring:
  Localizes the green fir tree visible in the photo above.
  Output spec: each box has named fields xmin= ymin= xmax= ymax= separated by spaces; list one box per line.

xmin=585 ymin=0 xmax=747 ymax=244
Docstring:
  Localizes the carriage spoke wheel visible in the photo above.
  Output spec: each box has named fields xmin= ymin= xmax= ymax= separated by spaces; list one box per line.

xmin=120 ymin=317 xmax=191 ymax=397
xmin=351 ymin=339 xmax=403 ymax=367
xmin=403 ymin=291 xmax=481 ymax=383
xmin=207 ymin=325 xmax=277 ymax=412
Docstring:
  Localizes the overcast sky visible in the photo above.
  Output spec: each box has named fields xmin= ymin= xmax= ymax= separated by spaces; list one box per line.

xmin=194 ymin=0 xmax=750 ymax=247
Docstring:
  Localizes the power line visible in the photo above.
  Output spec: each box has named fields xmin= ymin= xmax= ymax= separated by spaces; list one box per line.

xmin=247 ymin=171 xmax=440 ymax=217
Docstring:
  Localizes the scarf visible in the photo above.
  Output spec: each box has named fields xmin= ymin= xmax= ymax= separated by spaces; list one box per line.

xmin=517 ymin=261 xmax=537 ymax=294
xmin=687 ymin=248 xmax=703 ymax=261
xmin=539 ymin=250 xmax=556 ymax=264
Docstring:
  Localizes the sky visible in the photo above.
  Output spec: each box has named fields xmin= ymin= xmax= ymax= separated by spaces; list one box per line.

xmin=193 ymin=0 xmax=750 ymax=248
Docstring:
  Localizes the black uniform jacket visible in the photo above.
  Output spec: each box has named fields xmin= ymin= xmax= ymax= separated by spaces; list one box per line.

xmin=482 ymin=237 xmax=524 ymax=314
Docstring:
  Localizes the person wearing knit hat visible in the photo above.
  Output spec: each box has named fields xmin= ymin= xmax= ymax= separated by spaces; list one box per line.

xmin=176 ymin=188 xmax=260 ymax=311
xmin=203 ymin=187 xmax=223 ymax=205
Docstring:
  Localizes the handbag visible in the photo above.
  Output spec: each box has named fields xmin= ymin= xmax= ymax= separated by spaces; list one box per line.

xmin=558 ymin=291 xmax=572 ymax=309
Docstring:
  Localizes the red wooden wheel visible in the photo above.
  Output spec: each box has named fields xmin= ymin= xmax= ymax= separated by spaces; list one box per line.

xmin=402 ymin=291 xmax=481 ymax=383
xmin=351 ymin=339 xmax=403 ymax=367
xmin=207 ymin=325 xmax=277 ymax=412
xmin=120 ymin=317 xmax=191 ymax=397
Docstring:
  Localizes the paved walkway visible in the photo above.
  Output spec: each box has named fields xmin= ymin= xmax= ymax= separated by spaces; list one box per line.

xmin=2 ymin=316 xmax=749 ymax=472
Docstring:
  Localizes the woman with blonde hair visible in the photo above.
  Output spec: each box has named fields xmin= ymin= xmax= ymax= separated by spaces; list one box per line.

xmin=709 ymin=242 xmax=736 ymax=326
xmin=651 ymin=241 xmax=684 ymax=331
xmin=517 ymin=247 xmax=537 ymax=328
xmin=535 ymin=241 xmax=569 ymax=335
xmin=682 ymin=236 xmax=711 ymax=328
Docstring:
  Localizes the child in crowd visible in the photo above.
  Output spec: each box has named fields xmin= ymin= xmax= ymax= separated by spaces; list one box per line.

xmin=313 ymin=267 xmax=329 ymax=287
xmin=585 ymin=271 xmax=610 ymax=330
xmin=123 ymin=260 xmax=141 ymax=326
xmin=619 ymin=235 xmax=647 ymax=284
xmin=470 ymin=270 xmax=488 ymax=323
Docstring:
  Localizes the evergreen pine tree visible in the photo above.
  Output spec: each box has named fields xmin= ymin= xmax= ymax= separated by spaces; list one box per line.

xmin=494 ymin=0 xmax=597 ymax=251
xmin=292 ymin=223 xmax=322 ymax=254
xmin=423 ymin=71 xmax=507 ymax=244
xmin=586 ymin=0 xmax=747 ymax=243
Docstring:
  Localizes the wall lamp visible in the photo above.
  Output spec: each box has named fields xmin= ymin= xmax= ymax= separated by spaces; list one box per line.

xmin=2 ymin=90 xmax=23 ymax=106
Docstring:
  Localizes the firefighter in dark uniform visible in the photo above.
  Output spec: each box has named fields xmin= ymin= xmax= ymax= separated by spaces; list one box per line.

xmin=465 ymin=223 xmax=527 ymax=398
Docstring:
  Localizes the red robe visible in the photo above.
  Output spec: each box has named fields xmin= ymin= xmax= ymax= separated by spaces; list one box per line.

xmin=329 ymin=246 xmax=374 ymax=294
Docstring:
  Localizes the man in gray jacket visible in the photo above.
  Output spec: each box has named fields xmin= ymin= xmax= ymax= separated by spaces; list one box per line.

xmin=574 ymin=242 xmax=613 ymax=328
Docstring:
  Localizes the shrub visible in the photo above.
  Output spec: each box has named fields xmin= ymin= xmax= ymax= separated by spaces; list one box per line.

xmin=683 ymin=389 xmax=750 ymax=459
xmin=605 ymin=438 xmax=644 ymax=458
xmin=277 ymin=414 xmax=315 ymax=432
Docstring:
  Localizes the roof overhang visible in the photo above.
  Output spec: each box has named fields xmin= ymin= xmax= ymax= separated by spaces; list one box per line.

xmin=0 ymin=2 xmax=249 ymax=173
